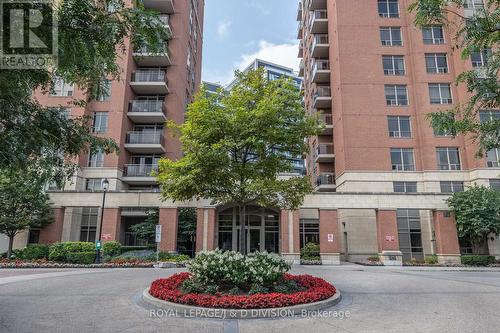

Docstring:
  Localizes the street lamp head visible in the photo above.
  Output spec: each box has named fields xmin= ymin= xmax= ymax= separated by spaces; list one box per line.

xmin=102 ymin=178 xmax=109 ymax=191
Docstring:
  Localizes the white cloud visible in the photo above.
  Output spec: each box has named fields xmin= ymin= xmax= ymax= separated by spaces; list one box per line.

xmin=245 ymin=0 xmax=271 ymax=16
xmin=216 ymin=20 xmax=232 ymax=39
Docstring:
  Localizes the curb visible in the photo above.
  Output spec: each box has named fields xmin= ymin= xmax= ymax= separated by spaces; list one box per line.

xmin=142 ymin=288 xmax=342 ymax=319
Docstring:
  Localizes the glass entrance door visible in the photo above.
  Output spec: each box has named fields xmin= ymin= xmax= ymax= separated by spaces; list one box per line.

xmin=247 ymin=228 xmax=261 ymax=253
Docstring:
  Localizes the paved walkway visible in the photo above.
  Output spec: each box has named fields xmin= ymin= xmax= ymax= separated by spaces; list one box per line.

xmin=0 ymin=264 xmax=499 ymax=332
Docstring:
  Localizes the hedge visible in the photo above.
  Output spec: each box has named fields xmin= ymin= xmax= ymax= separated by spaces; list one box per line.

xmin=102 ymin=241 xmax=121 ymax=257
xmin=65 ymin=252 xmax=96 ymax=265
xmin=16 ymin=244 xmax=49 ymax=260
xmin=461 ymin=255 xmax=496 ymax=266
xmin=48 ymin=242 xmax=95 ymax=262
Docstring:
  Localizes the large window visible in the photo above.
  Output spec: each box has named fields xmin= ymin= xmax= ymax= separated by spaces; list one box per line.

xmin=385 ymin=85 xmax=408 ymax=106
xmin=96 ymin=79 xmax=112 ymax=101
xmin=425 ymin=53 xmax=448 ymax=74
xmin=486 ymin=148 xmax=500 ymax=168
xmin=440 ymin=181 xmax=464 ymax=193
xmin=490 ymin=179 xmax=500 ymax=190
xmin=85 ymin=178 xmax=104 ymax=191
xmin=479 ymin=110 xmax=500 ymax=122
xmin=383 ymin=55 xmax=405 ymax=75
xmin=88 ymin=150 xmax=104 ymax=167
xmin=464 ymin=0 xmax=484 ymax=9
xmin=422 ymin=25 xmax=445 ymax=44
xmin=393 ymin=181 xmax=417 ymax=193
xmin=470 ymin=49 xmax=491 ymax=68
xmin=51 ymin=77 xmax=74 ymax=97
xmin=429 ymin=83 xmax=452 ymax=104
xmin=391 ymin=148 xmax=415 ymax=171
xmin=436 ymin=147 xmax=461 ymax=170
xmin=397 ymin=209 xmax=423 ymax=262
xmin=388 ymin=116 xmax=411 ymax=138
xmin=92 ymin=112 xmax=108 ymax=134
xmin=378 ymin=0 xmax=399 ymax=18
xmin=380 ymin=27 xmax=402 ymax=46
xmin=80 ymin=208 xmax=98 ymax=242
xmin=299 ymin=219 xmax=320 ymax=249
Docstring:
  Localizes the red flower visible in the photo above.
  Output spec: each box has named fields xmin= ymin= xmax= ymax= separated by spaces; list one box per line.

xmin=149 ymin=273 xmax=336 ymax=309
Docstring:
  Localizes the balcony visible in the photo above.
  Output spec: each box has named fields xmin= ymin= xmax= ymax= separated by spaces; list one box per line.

xmin=311 ymin=34 xmax=329 ymax=58
xmin=298 ymin=40 xmax=304 ymax=58
xmin=142 ymin=0 xmax=174 ymax=14
xmin=122 ymin=164 xmax=158 ymax=185
xmin=316 ymin=173 xmax=336 ymax=192
xmin=133 ymin=43 xmax=171 ymax=67
xmin=299 ymin=59 xmax=304 ymax=77
xmin=310 ymin=10 xmax=328 ymax=34
xmin=308 ymin=0 xmax=327 ymax=10
xmin=296 ymin=1 xmax=303 ymax=21
xmin=128 ymin=100 xmax=166 ymax=124
xmin=319 ymin=112 xmax=333 ymax=135
xmin=315 ymin=143 xmax=335 ymax=163
xmin=313 ymin=86 xmax=332 ymax=109
xmin=312 ymin=59 xmax=330 ymax=83
xmin=297 ymin=21 xmax=303 ymax=39
xmin=130 ymin=69 xmax=169 ymax=94
xmin=124 ymin=131 xmax=165 ymax=154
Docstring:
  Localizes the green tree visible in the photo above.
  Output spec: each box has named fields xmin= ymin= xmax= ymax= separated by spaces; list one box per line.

xmin=157 ymin=69 xmax=321 ymax=254
xmin=0 ymin=170 xmax=54 ymax=258
xmin=0 ymin=0 xmax=170 ymax=185
xmin=447 ymin=185 xmax=500 ymax=254
xmin=130 ymin=209 xmax=159 ymax=244
xmin=177 ymin=207 xmax=197 ymax=256
xmin=409 ymin=0 xmax=500 ymax=156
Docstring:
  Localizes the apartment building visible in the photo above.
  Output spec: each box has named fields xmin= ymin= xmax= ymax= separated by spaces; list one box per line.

xmin=296 ymin=0 xmax=500 ymax=263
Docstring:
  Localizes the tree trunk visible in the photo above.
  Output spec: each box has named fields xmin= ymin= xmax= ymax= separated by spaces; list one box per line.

xmin=239 ymin=203 xmax=247 ymax=255
xmin=472 ymin=238 xmax=489 ymax=255
xmin=7 ymin=235 xmax=14 ymax=259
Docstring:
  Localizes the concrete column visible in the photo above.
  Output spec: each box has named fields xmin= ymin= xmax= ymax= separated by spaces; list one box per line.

xmin=376 ymin=210 xmax=403 ymax=266
xmin=488 ymin=234 xmax=500 ymax=260
xmin=195 ymin=208 xmax=216 ymax=252
xmin=159 ymin=208 xmax=178 ymax=253
xmin=433 ymin=210 xmax=461 ymax=264
xmin=100 ymin=208 xmax=121 ymax=243
xmin=39 ymin=208 xmax=65 ymax=244
xmin=61 ymin=207 xmax=82 ymax=242
xmin=280 ymin=210 xmax=300 ymax=263
xmin=319 ymin=209 xmax=341 ymax=265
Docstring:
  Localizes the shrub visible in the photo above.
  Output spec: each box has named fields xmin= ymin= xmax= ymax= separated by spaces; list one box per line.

xmin=48 ymin=242 xmax=95 ymax=262
xmin=65 ymin=252 xmax=96 ymax=265
xmin=367 ymin=255 xmax=380 ymax=262
xmin=119 ymin=245 xmax=156 ymax=254
xmin=16 ymin=244 xmax=49 ymax=260
xmin=102 ymin=241 xmax=121 ymax=257
xmin=158 ymin=252 xmax=190 ymax=262
xmin=461 ymin=255 xmax=496 ymax=266
xmin=248 ymin=283 xmax=269 ymax=295
xmin=425 ymin=255 xmax=438 ymax=265
xmin=114 ymin=250 xmax=156 ymax=261
xmin=245 ymin=252 xmax=291 ymax=286
xmin=301 ymin=242 xmax=320 ymax=260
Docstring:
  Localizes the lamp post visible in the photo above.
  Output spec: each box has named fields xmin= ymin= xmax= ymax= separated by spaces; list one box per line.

xmin=95 ymin=178 xmax=109 ymax=264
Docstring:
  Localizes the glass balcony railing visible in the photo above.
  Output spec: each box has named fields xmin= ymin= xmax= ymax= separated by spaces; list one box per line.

xmin=129 ymin=100 xmax=165 ymax=113
xmin=317 ymin=143 xmax=334 ymax=155
xmin=131 ymin=70 xmax=166 ymax=83
xmin=123 ymin=164 xmax=158 ymax=177
xmin=126 ymin=131 xmax=164 ymax=145
xmin=316 ymin=173 xmax=335 ymax=186
xmin=319 ymin=113 xmax=333 ymax=126
xmin=315 ymin=86 xmax=331 ymax=98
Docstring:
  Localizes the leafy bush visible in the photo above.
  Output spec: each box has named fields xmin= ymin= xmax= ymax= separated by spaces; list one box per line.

xmin=158 ymin=252 xmax=190 ymax=262
xmin=245 ymin=251 xmax=291 ymax=286
xmin=301 ymin=242 xmax=320 ymax=260
xmin=119 ymin=245 xmax=156 ymax=254
xmin=48 ymin=242 xmax=95 ymax=262
xmin=65 ymin=252 xmax=96 ymax=265
xmin=16 ymin=244 xmax=49 ymax=260
xmin=114 ymin=250 xmax=156 ymax=261
xmin=461 ymin=255 xmax=496 ymax=266
xmin=248 ymin=283 xmax=269 ymax=295
xmin=272 ymin=278 xmax=303 ymax=294
xmin=425 ymin=255 xmax=438 ymax=265
xmin=102 ymin=241 xmax=121 ymax=257
xmin=367 ymin=255 xmax=380 ymax=262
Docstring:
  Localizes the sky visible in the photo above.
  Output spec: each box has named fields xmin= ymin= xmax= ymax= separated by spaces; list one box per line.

xmin=201 ymin=0 xmax=299 ymax=86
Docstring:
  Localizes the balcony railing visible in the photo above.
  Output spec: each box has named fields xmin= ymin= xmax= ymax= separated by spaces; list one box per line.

xmin=123 ymin=164 xmax=158 ymax=177
xmin=159 ymin=15 xmax=170 ymax=25
xmin=313 ymin=34 xmax=329 ymax=45
xmin=316 ymin=173 xmax=335 ymax=186
xmin=126 ymin=131 xmax=164 ymax=145
xmin=129 ymin=100 xmax=165 ymax=113
xmin=315 ymin=86 xmax=331 ymax=98
xmin=131 ymin=69 xmax=166 ymax=82
xmin=319 ymin=113 xmax=333 ymax=125
xmin=134 ymin=44 xmax=168 ymax=54
xmin=313 ymin=59 xmax=330 ymax=72
xmin=317 ymin=143 xmax=334 ymax=155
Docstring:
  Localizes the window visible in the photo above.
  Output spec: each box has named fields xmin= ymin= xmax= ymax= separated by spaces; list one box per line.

xmin=440 ymin=181 xmax=465 ymax=193
xmin=96 ymin=80 xmax=112 ymax=101
xmin=88 ymin=150 xmax=104 ymax=167
xmin=85 ymin=178 xmax=104 ymax=191
xmin=28 ymin=229 xmax=40 ymax=244
xmin=388 ymin=116 xmax=411 ymax=137
xmin=490 ymin=179 xmax=500 ymax=190
xmin=385 ymin=85 xmax=408 ymax=106
xmin=422 ymin=26 xmax=445 ymax=44
xmin=397 ymin=209 xmax=423 ymax=262
xmin=425 ymin=53 xmax=448 ymax=73
xmin=378 ymin=0 xmax=399 ymax=18
xmin=380 ymin=27 xmax=402 ymax=46
xmin=382 ymin=55 xmax=405 ymax=75
xmin=391 ymin=148 xmax=415 ymax=171
xmin=429 ymin=83 xmax=452 ymax=104
xmin=80 ymin=208 xmax=98 ymax=242
xmin=92 ymin=112 xmax=108 ymax=134
xmin=436 ymin=147 xmax=461 ymax=170
xmin=464 ymin=0 xmax=484 ymax=9
xmin=470 ymin=49 xmax=491 ymax=68
xmin=486 ymin=148 xmax=500 ymax=168
xmin=393 ymin=181 xmax=417 ymax=193
xmin=479 ymin=110 xmax=500 ymax=122
xmin=299 ymin=219 xmax=320 ymax=249
xmin=51 ymin=77 xmax=74 ymax=96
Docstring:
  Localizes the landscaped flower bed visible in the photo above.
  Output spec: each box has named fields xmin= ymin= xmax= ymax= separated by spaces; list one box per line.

xmin=0 ymin=258 xmax=156 ymax=268
xmin=149 ymin=272 xmax=336 ymax=309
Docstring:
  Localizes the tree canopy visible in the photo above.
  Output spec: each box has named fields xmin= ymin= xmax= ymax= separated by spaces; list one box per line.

xmin=409 ymin=0 xmax=500 ymax=156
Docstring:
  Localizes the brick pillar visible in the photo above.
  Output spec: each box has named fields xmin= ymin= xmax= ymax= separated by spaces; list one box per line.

xmin=280 ymin=210 xmax=300 ymax=263
xmin=319 ymin=209 xmax=340 ymax=265
xmin=159 ymin=208 xmax=178 ymax=253
xmin=39 ymin=208 xmax=65 ymax=244
xmin=433 ymin=210 xmax=461 ymax=264
xmin=195 ymin=208 xmax=216 ymax=252
xmin=100 ymin=208 xmax=121 ymax=243
xmin=376 ymin=210 xmax=402 ymax=265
